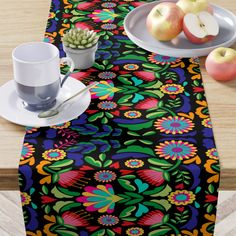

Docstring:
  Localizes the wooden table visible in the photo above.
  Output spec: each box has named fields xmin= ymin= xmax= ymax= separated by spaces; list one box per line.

xmin=0 ymin=0 xmax=236 ymax=190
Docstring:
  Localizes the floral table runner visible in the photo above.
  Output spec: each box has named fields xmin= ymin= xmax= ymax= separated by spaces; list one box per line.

xmin=19 ymin=0 xmax=220 ymax=235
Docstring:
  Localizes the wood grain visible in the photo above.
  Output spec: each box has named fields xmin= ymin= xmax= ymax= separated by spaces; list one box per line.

xmin=0 ymin=0 xmax=236 ymax=190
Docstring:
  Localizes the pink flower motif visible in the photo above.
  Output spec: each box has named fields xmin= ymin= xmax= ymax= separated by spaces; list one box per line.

xmin=138 ymin=210 xmax=164 ymax=226
xmin=137 ymin=169 xmax=164 ymax=186
xmin=88 ymin=9 xmax=118 ymax=23
xmin=62 ymin=211 xmax=89 ymax=226
xmin=75 ymin=22 xmax=93 ymax=30
xmin=41 ymin=196 xmax=57 ymax=204
xmin=90 ymin=80 xmax=119 ymax=100
xmin=133 ymin=71 xmax=156 ymax=81
xmin=77 ymin=2 xmax=96 ymax=10
xmin=76 ymin=184 xmax=122 ymax=213
xmin=135 ymin=98 xmax=158 ymax=110
xmin=58 ymin=170 xmax=86 ymax=188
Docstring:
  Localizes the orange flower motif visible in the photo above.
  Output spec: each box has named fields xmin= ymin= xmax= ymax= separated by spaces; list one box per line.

xmin=195 ymin=100 xmax=209 ymax=119
xmin=200 ymin=214 xmax=216 ymax=236
xmin=188 ymin=64 xmax=201 ymax=80
xmin=43 ymin=215 xmax=57 ymax=236
xmin=26 ymin=231 xmax=43 ymax=236
xmin=59 ymin=23 xmax=70 ymax=37
xmin=36 ymin=160 xmax=52 ymax=184
xmin=181 ymin=229 xmax=199 ymax=236
xmin=204 ymin=159 xmax=220 ymax=183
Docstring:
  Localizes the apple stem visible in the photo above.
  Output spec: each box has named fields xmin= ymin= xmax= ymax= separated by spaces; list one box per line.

xmin=155 ymin=9 xmax=162 ymax=16
xmin=220 ymin=51 xmax=226 ymax=57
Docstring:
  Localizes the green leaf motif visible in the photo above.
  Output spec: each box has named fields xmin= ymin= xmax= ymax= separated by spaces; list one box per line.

xmin=85 ymin=156 xmax=102 ymax=167
xmin=56 ymin=215 xmax=64 ymax=225
xmin=44 ymin=205 xmax=51 ymax=214
xmin=151 ymin=185 xmax=172 ymax=197
xmin=49 ymin=159 xmax=74 ymax=169
xmin=149 ymin=228 xmax=172 ymax=236
xmin=146 ymin=110 xmax=168 ymax=119
xmin=117 ymin=145 xmax=155 ymax=157
xmin=118 ymin=179 xmax=136 ymax=191
xmin=119 ymin=206 xmax=136 ymax=218
xmin=99 ymin=153 xmax=106 ymax=162
xmin=42 ymin=185 xmax=48 ymax=195
xmin=54 ymin=230 xmax=78 ymax=236
xmin=148 ymin=158 xmax=173 ymax=168
xmin=117 ymin=94 xmax=133 ymax=103
xmin=88 ymin=112 xmax=104 ymax=122
xmin=118 ymin=120 xmax=154 ymax=131
xmin=106 ymin=229 xmax=116 ymax=236
xmin=52 ymin=173 xmax=60 ymax=183
xmin=91 ymin=229 xmax=106 ymax=236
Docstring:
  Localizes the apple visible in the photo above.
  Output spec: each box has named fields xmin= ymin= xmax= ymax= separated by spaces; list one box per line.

xmin=205 ymin=47 xmax=236 ymax=81
xmin=176 ymin=0 xmax=211 ymax=14
xmin=146 ymin=2 xmax=184 ymax=41
xmin=183 ymin=11 xmax=219 ymax=44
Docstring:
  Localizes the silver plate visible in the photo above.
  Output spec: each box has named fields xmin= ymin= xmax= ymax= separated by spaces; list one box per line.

xmin=124 ymin=0 xmax=236 ymax=57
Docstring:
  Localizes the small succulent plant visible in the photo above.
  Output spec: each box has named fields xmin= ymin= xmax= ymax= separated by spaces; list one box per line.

xmin=62 ymin=28 xmax=99 ymax=49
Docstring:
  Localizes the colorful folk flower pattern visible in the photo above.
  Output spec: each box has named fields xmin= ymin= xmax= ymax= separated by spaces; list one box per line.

xmin=124 ymin=64 xmax=139 ymax=70
xmin=98 ymin=215 xmax=119 ymax=226
xmin=42 ymin=149 xmax=66 ymax=161
xmin=148 ymin=53 xmax=182 ymax=65
xmin=126 ymin=227 xmax=144 ymax=236
xmin=21 ymin=143 xmax=35 ymax=160
xmin=154 ymin=116 xmax=194 ymax=134
xmin=206 ymin=148 xmax=219 ymax=160
xmin=77 ymin=184 xmax=121 ymax=213
xmin=90 ymin=80 xmax=119 ymax=100
xmin=98 ymin=101 xmax=117 ymax=110
xmin=156 ymin=140 xmax=197 ymax=160
xmin=88 ymin=9 xmax=118 ymax=23
xmin=94 ymin=170 xmax=117 ymax=182
xmin=202 ymin=118 xmax=212 ymax=128
xmin=51 ymin=121 xmax=71 ymax=129
xmin=168 ymin=190 xmax=196 ymax=206
xmin=21 ymin=192 xmax=31 ymax=206
xmin=125 ymin=159 xmax=144 ymax=168
xmin=124 ymin=110 xmax=142 ymax=118
xmin=19 ymin=0 xmax=220 ymax=235
xmin=160 ymin=84 xmax=184 ymax=94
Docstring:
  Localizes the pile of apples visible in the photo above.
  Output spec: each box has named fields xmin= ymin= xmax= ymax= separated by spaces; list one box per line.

xmin=146 ymin=0 xmax=236 ymax=81
xmin=146 ymin=0 xmax=219 ymax=44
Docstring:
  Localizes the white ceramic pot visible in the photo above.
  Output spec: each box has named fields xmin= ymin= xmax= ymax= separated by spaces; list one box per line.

xmin=63 ymin=43 xmax=98 ymax=70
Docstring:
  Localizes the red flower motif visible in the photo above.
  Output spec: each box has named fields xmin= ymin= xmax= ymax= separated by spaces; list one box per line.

xmin=41 ymin=196 xmax=57 ymax=204
xmin=135 ymin=98 xmax=158 ymax=110
xmin=193 ymin=87 xmax=204 ymax=93
xmin=75 ymin=22 xmax=93 ymax=30
xmin=205 ymin=194 xmax=218 ymax=202
xmin=137 ymin=169 xmax=164 ymax=186
xmin=58 ymin=170 xmax=86 ymax=188
xmin=138 ymin=210 xmax=164 ymax=226
xmin=62 ymin=211 xmax=89 ymax=226
xmin=132 ymin=2 xmax=145 ymax=7
xmin=134 ymin=71 xmax=156 ymax=81
xmin=77 ymin=2 xmax=96 ymax=10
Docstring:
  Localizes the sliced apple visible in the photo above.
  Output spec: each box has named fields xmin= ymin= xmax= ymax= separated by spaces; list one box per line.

xmin=183 ymin=11 xmax=219 ymax=44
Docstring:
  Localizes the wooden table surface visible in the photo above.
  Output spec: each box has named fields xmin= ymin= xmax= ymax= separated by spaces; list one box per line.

xmin=0 ymin=0 xmax=236 ymax=190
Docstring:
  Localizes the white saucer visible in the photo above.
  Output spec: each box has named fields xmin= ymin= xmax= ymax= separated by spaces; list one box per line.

xmin=124 ymin=0 xmax=236 ymax=57
xmin=0 ymin=77 xmax=91 ymax=127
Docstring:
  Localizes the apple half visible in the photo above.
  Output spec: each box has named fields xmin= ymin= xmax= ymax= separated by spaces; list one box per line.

xmin=183 ymin=11 xmax=219 ymax=44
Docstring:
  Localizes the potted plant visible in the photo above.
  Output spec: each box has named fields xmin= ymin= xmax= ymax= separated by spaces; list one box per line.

xmin=62 ymin=28 xmax=99 ymax=70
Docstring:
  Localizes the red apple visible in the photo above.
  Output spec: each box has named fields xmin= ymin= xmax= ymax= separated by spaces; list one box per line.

xmin=205 ymin=47 xmax=236 ymax=81
xmin=183 ymin=11 xmax=219 ymax=44
xmin=146 ymin=2 xmax=184 ymax=41
xmin=176 ymin=0 xmax=211 ymax=14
